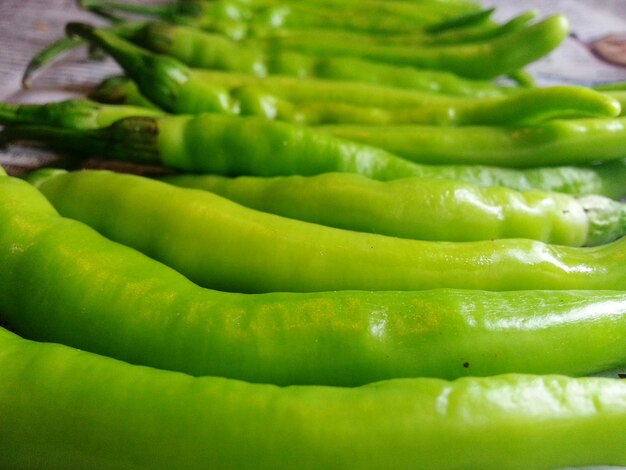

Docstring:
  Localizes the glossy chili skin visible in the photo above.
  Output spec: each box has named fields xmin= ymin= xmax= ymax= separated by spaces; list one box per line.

xmin=31 ymin=169 xmax=626 ymax=294
xmin=2 ymin=325 xmax=625 ymax=469
xmin=160 ymin=172 xmax=626 ymax=246
xmin=63 ymin=23 xmax=616 ymax=126
xmin=7 ymin=114 xmax=626 ymax=198
xmin=0 ymin=99 xmax=163 ymax=129
xmin=3 ymin=170 xmax=626 ymax=384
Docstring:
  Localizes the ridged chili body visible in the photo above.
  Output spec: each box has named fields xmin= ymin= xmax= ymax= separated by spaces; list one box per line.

xmin=31 ymin=170 xmax=626 ymax=293
xmin=2 ymin=326 xmax=625 ymax=469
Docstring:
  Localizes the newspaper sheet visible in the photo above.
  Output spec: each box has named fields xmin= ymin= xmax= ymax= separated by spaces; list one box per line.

xmin=0 ymin=1 xmax=625 ymax=384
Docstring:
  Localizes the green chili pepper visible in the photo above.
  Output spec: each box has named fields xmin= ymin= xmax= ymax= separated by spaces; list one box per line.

xmin=6 ymin=113 xmax=626 ymax=198
xmin=195 ymin=9 xmax=530 ymax=50
xmin=66 ymin=13 xmax=569 ymax=80
xmin=28 ymin=169 xmax=626 ymax=293
xmin=79 ymin=0 xmax=486 ymax=36
xmin=13 ymin=78 xmax=624 ymax=129
xmin=2 ymin=322 xmax=625 ymax=469
xmin=160 ymin=172 xmax=626 ymax=247
xmin=150 ymin=8 xmax=522 ymax=48
xmin=241 ymin=14 xmax=570 ymax=79
xmin=25 ymin=23 xmax=520 ymax=97
xmin=89 ymin=76 xmax=163 ymax=109
xmin=322 ymin=116 xmax=626 ymax=168
xmin=410 ymin=10 xmax=536 ymax=43
xmin=2 ymin=170 xmax=625 ymax=384
xmin=124 ymin=21 xmax=522 ymax=93
xmin=63 ymin=23 xmax=612 ymax=126
xmin=602 ymin=90 xmax=626 ymax=116
xmin=595 ymin=82 xmax=626 ymax=91
xmin=0 ymin=111 xmax=617 ymax=197
xmin=0 ymin=99 xmax=163 ymax=130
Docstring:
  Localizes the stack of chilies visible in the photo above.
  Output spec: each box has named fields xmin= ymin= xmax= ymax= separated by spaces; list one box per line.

xmin=0 ymin=0 xmax=625 ymax=468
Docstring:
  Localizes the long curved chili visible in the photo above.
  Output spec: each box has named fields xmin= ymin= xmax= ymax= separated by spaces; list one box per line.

xmin=62 ymin=22 xmax=606 ymax=127
xmin=6 ymin=113 xmax=626 ymax=198
xmin=1 ymin=169 xmax=625 ymax=385
xmin=160 ymin=172 xmax=626 ymax=246
xmin=28 ymin=169 xmax=626 ymax=294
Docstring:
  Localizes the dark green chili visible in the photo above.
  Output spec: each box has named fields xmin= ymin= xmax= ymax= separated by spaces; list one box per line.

xmin=29 ymin=169 xmax=626 ymax=293
xmin=6 ymin=113 xmax=626 ymax=198
xmin=1 ymin=323 xmax=624 ymax=469
xmin=1 ymin=170 xmax=626 ymax=385
xmin=160 ymin=172 xmax=626 ymax=247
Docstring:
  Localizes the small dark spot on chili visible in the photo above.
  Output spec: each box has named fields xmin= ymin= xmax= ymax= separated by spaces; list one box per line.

xmin=619 ymin=373 xmax=626 ymax=379
xmin=463 ymin=362 xmax=470 ymax=368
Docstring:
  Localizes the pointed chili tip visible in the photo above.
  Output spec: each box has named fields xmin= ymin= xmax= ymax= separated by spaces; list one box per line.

xmin=22 ymin=36 xmax=85 ymax=90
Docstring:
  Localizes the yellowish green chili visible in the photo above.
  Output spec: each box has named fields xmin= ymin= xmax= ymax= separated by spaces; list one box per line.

xmin=1 ymin=170 xmax=625 ymax=385
xmin=29 ymin=169 xmax=626 ymax=294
